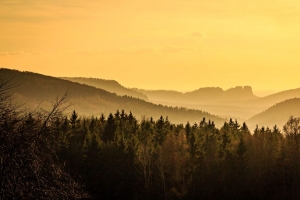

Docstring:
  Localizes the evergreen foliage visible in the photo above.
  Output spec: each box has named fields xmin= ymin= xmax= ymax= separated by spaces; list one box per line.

xmin=36 ymin=109 xmax=300 ymax=199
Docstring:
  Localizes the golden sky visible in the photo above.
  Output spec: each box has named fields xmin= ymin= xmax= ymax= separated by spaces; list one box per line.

xmin=1 ymin=0 xmax=300 ymax=94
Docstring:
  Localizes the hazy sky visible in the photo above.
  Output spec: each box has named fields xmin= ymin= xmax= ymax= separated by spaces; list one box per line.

xmin=1 ymin=0 xmax=300 ymax=94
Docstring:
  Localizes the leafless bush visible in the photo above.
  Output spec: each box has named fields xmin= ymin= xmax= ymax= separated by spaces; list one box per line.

xmin=0 ymin=78 xmax=89 ymax=199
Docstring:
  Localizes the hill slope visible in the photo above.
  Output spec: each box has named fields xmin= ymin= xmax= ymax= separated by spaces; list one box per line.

xmin=243 ymin=88 xmax=300 ymax=108
xmin=61 ymin=77 xmax=148 ymax=101
xmin=247 ymin=98 xmax=300 ymax=130
xmin=0 ymin=68 xmax=225 ymax=126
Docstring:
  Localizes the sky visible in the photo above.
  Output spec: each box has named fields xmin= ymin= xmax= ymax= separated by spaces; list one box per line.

xmin=1 ymin=0 xmax=300 ymax=95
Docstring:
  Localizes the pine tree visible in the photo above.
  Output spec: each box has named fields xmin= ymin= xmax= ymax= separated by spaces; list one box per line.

xmin=70 ymin=110 xmax=79 ymax=128
xmin=102 ymin=113 xmax=116 ymax=142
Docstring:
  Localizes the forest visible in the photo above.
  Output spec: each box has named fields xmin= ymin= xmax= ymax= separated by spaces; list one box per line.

xmin=1 ymin=78 xmax=300 ymax=199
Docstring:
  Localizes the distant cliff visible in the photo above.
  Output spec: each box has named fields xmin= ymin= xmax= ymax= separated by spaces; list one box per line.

xmin=185 ymin=86 xmax=257 ymax=103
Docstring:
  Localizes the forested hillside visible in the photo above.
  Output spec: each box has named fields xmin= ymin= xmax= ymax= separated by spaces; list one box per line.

xmin=0 ymin=69 xmax=224 ymax=126
xmin=61 ymin=77 xmax=148 ymax=101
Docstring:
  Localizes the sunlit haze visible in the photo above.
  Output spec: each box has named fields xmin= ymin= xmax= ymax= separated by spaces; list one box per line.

xmin=1 ymin=0 xmax=300 ymax=92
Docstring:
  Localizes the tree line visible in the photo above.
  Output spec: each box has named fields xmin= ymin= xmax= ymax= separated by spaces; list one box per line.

xmin=1 ymin=80 xmax=300 ymax=199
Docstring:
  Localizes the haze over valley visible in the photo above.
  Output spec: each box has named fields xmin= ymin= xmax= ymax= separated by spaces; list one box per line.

xmin=2 ymin=68 xmax=300 ymax=131
xmin=2 ymin=69 xmax=225 ymax=126
xmin=60 ymin=72 xmax=300 ymax=130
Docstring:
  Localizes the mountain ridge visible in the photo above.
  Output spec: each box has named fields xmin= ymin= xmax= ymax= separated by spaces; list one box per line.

xmin=0 ymin=68 xmax=225 ymax=126
xmin=132 ymin=86 xmax=258 ymax=107
xmin=57 ymin=77 xmax=300 ymax=122
xmin=61 ymin=77 xmax=148 ymax=101
xmin=3 ymin=68 xmax=300 ymax=129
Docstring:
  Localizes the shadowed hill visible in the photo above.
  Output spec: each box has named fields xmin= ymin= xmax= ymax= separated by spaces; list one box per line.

xmin=61 ymin=77 xmax=148 ymax=101
xmin=247 ymin=98 xmax=300 ymax=130
xmin=0 ymin=68 xmax=225 ymax=126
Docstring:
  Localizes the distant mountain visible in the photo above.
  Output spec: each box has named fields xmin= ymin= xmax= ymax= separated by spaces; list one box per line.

xmin=135 ymin=86 xmax=258 ymax=104
xmin=247 ymin=98 xmax=300 ymax=130
xmin=60 ymin=78 xmax=260 ymax=120
xmin=61 ymin=77 xmax=148 ymax=101
xmin=0 ymin=68 xmax=225 ymax=126
xmin=57 ymin=78 xmax=261 ymax=120
xmin=132 ymin=86 xmax=259 ymax=120
xmin=134 ymin=87 xmax=300 ymax=122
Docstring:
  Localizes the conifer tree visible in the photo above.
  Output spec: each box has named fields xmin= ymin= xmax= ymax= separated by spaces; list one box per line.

xmin=102 ymin=113 xmax=116 ymax=142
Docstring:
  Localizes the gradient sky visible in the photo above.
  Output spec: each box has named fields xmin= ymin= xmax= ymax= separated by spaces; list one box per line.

xmin=1 ymin=0 xmax=300 ymax=95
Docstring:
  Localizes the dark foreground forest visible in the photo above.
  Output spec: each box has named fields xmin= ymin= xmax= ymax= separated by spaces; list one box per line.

xmin=1 ymin=80 xmax=300 ymax=199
